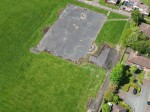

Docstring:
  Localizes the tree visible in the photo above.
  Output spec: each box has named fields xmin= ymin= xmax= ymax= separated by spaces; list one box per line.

xmin=121 ymin=27 xmax=147 ymax=47
xmin=132 ymin=41 xmax=150 ymax=57
xmin=110 ymin=63 xmax=123 ymax=85
xmin=102 ymin=104 xmax=111 ymax=112
xmin=131 ymin=9 xmax=144 ymax=24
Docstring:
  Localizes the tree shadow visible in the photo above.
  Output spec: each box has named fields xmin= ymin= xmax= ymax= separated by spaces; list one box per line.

xmin=135 ymin=69 xmax=142 ymax=74
xmin=118 ymin=65 xmax=131 ymax=88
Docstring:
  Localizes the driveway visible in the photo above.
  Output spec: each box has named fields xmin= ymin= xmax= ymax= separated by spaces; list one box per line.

xmin=118 ymin=79 xmax=150 ymax=112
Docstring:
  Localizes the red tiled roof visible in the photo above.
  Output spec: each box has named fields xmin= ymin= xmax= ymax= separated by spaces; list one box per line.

xmin=139 ymin=23 xmax=150 ymax=38
xmin=128 ymin=51 xmax=150 ymax=69
xmin=112 ymin=104 xmax=126 ymax=112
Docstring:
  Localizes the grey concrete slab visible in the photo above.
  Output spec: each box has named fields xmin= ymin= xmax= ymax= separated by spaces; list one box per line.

xmin=89 ymin=46 xmax=117 ymax=68
xmin=37 ymin=4 xmax=107 ymax=61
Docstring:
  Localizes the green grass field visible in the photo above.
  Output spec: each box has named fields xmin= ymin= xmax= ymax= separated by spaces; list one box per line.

xmin=95 ymin=20 xmax=127 ymax=44
xmin=0 ymin=0 xmax=107 ymax=112
xmin=141 ymin=0 xmax=150 ymax=6
xmin=108 ymin=12 xmax=128 ymax=19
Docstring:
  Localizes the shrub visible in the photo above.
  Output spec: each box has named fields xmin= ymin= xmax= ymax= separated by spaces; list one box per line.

xmin=102 ymin=104 xmax=111 ymax=112
xmin=130 ymin=82 xmax=141 ymax=93
xmin=118 ymin=101 xmax=132 ymax=112
xmin=113 ymin=95 xmax=120 ymax=104
xmin=131 ymin=9 xmax=144 ymax=24
xmin=108 ymin=83 xmax=118 ymax=93
xmin=121 ymin=84 xmax=130 ymax=92
xmin=104 ymin=90 xmax=114 ymax=102
xmin=130 ymin=65 xmax=137 ymax=75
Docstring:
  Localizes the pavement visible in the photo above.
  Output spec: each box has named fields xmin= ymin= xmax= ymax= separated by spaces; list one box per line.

xmin=88 ymin=45 xmax=120 ymax=112
xmin=118 ymin=78 xmax=150 ymax=112
xmin=37 ymin=4 xmax=106 ymax=61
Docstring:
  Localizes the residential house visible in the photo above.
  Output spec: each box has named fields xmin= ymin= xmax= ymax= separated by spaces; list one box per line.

xmin=112 ymin=104 xmax=127 ymax=112
xmin=106 ymin=0 xmax=118 ymax=4
xmin=139 ymin=23 xmax=150 ymax=39
xmin=121 ymin=0 xmax=150 ymax=15
xmin=134 ymin=2 xmax=149 ymax=15
xmin=126 ymin=50 xmax=150 ymax=71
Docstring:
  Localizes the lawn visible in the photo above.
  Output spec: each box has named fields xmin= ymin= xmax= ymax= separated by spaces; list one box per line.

xmin=121 ymin=53 xmax=129 ymax=64
xmin=141 ymin=0 xmax=150 ymax=6
xmin=108 ymin=12 xmax=128 ymax=19
xmin=0 ymin=0 xmax=106 ymax=112
xmin=95 ymin=20 xmax=127 ymax=45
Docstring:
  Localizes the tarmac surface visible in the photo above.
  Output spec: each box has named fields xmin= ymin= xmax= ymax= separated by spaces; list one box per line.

xmin=118 ymin=79 xmax=150 ymax=112
xmin=38 ymin=4 xmax=106 ymax=61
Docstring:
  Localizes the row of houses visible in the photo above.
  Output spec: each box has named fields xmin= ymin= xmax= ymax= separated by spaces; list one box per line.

xmin=126 ymin=49 xmax=150 ymax=71
xmin=107 ymin=0 xmax=150 ymax=15
xmin=126 ymin=22 xmax=150 ymax=71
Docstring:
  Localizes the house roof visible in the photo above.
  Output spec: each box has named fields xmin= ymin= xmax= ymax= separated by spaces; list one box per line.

xmin=107 ymin=0 xmax=118 ymax=3
xmin=139 ymin=23 xmax=150 ymax=38
xmin=129 ymin=0 xmax=140 ymax=5
xmin=129 ymin=0 xmax=149 ymax=14
xmin=112 ymin=104 xmax=126 ymax=112
xmin=127 ymin=51 xmax=150 ymax=69
xmin=137 ymin=3 xmax=149 ymax=14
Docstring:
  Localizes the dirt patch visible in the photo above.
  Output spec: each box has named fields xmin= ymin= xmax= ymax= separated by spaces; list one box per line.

xmin=57 ymin=8 xmax=64 ymax=16
xmin=42 ymin=26 xmax=50 ymax=35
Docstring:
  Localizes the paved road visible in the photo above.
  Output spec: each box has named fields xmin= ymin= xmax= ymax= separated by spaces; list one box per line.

xmin=135 ymin=85 xmax=150 ymax=112
xmin=78 ymin=0 xmax=131 ymax=17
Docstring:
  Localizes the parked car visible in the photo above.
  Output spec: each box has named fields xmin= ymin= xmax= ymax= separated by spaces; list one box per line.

xmin=133 ymin=88 xmax=137 ymax=95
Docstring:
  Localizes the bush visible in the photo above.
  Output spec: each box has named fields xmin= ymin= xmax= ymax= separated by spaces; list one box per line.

xmin=121 ymin=84 xmax=130 ymax=92
xmin=130 ymin=65 xmax=137 ymax=75
xmin=131 ymin=9 xmax=144 ymax=24
xmin=130 ymin=82 xmax=141 ymax=93
xmin=104 ymin=90 xmax=114 ymax=102
xmin=113 ymin=95 xmax=120 ymax=103
xmin=108 ymin=83 xmax=118 ymax=93
xmin=130 ymin=75 xmax=134 ymax=82
xmin=118 ymin=101 xmax=132 ymax=112
xmin=137 ymin=73 xmax=144 ymax=85
xmin=102 ymin=104 xmax=111 ymax=112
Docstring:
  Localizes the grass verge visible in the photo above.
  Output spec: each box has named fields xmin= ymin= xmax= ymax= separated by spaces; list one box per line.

xmin=95 ymin=20 xmax=127 ymax=45
xmin=108 ymin=12 xmax=128 ymax=19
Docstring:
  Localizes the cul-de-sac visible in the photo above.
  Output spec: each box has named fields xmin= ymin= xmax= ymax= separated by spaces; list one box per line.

xmin=1 ymin=0 xmax=150 ymax=112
